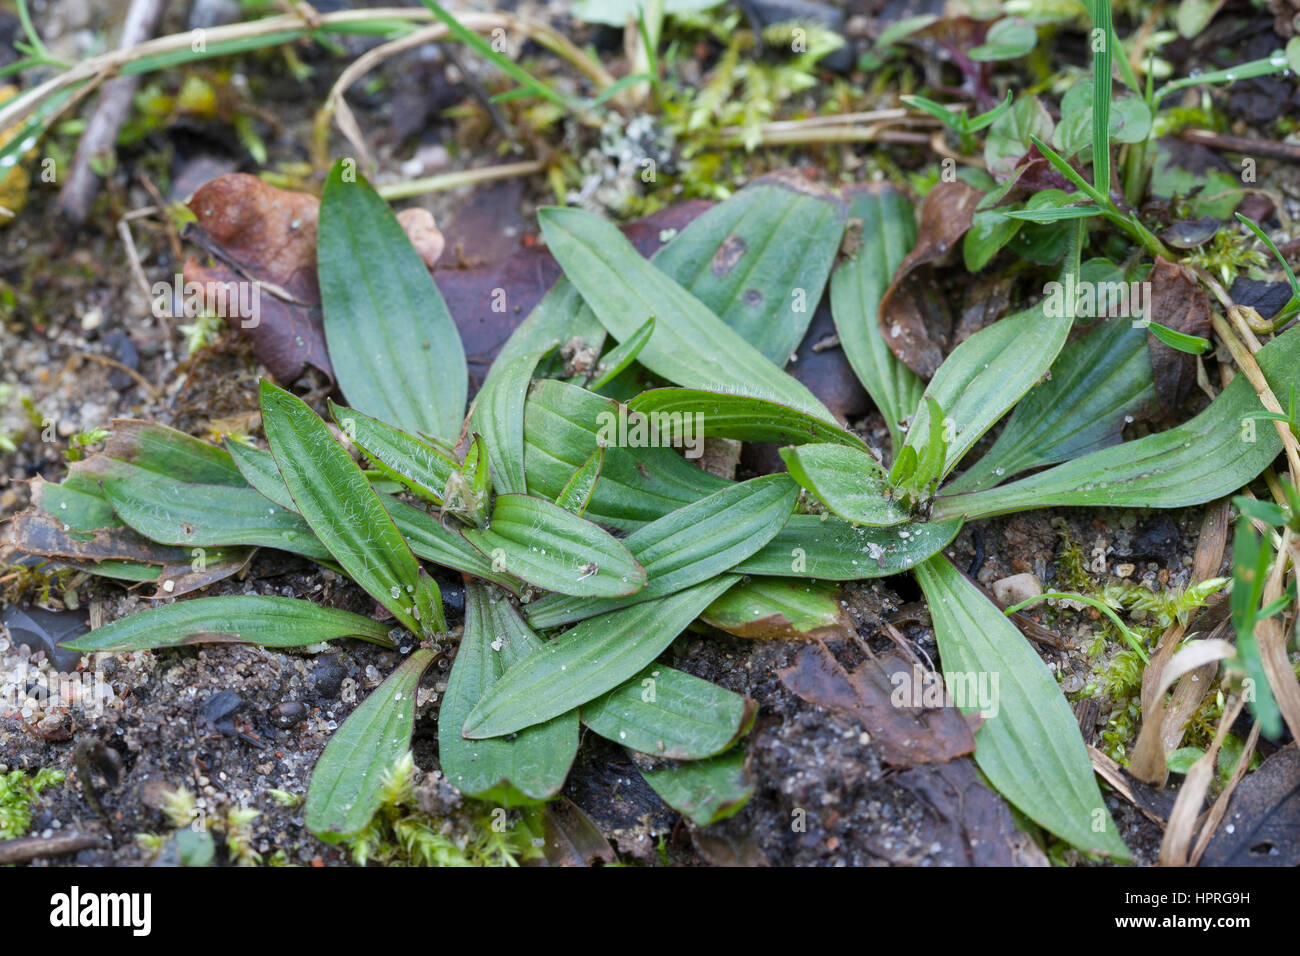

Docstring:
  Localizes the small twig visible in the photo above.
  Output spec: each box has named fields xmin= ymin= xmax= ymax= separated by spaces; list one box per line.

xmin=57 ymin=0 xmax=166 ymax=223
xmin=115 ymin=215 xmax=154 ymax=303
xmin=69 ymin=353 xmax=162 ymax=399
xmin=1181 ymin=129 xmax=1300 ymax=164
xmin=375 ymin=160 xmax=547 ymax=201
xmin=0 ymin=832 xmax=109 ymax=865
xmin=442 ymin=43 xmax=512 ymax=141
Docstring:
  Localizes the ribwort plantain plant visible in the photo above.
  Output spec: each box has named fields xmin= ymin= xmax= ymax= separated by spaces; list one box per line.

xmin=14 ymin=0 xmax=1300 ymax=863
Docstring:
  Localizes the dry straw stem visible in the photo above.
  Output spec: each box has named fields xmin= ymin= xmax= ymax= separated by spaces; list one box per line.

xmin=315 ymin=11 xmax=615 ymax=171
xmin=1128 ymin=500 xmax=1229 ymax=786
xmin=1188 ymin=720 xmax=1261 ymax=866
xmin=0 ymin=7 xmax=613 ymax=175
xmin=1159 ymin=693 xmax=1244 ymax=866
xmin=1257 ymin=526 xmax=1300 ymax=741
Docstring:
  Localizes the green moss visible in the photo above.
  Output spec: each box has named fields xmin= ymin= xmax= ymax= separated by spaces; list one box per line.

xmin=344 ymin=754 xmax=543 ymax=867
xmin=0 ymin=767 xmax=66 ymax=839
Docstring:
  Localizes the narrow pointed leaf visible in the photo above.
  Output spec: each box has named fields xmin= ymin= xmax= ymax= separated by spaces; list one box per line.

xmin=329 ymin=401 xmax=456 ymax=504
xmin=305 ymin=649 xmax=436 ymax=841
xmin=735 ymin=513 xmax=961 ymax=580
xmin=582 ymin=664 xmax=755 ymax=759
xmin=260 ymin=380 xmax=437 ymax=636
xmin=226 ymin=440 xmax=297 ymax=510
xmin=538 ymin=206 xmax=836 ymax=423
xmin=904 ymin=223 xmax=1082 ymax=477
xmin=903 ymin=300 xmax=1074 ymax=478
xmin=526 ymin=475 xmax=799 ymax=627
xmin=469 ymin=348 xmax=547 ymax=495
xmin=590 ymin=317 xmax=655 ymax=390
xmin=626 ymin=388 xmax=866 ymax=449
xmin=318 ymin=159 xmax=467 ymax=439
xmin=60 ymin=595 xmax=393 ymax=652
xmin=555 ymin=446 xmax=604 ymax=516
xmin=464 ymin=575 xmax=738 ymax=738
xmin=780 ymin=444 xmax=910 ymax=527
xmin=94 ymin=419 xmax=247 ymax=485
xmin=461 ymin=493 xmax=646 ymax=598
xmin=97 ymin=462 xmax=334 ymax=562
xmin=933 ymin=324 xmax=1300 ymax=520
xmin=638 ymin=746 xmax=754 ymax=826
xmin=524 ymin=379 xmax=728 ymax=529
xmin=438 ymin=581 xmax=578 ymax=804
xmin=945 ymin=318 xmax=1155 ymax=494
xmin=831 ymin=185 xmax=925 ymax=450
xmin=914 ymin=554 xmax=1128 ymax=859
xmin=648 ymin=176 xmax=847 ymax=364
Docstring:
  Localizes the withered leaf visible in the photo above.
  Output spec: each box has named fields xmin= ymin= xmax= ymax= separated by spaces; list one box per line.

xmin=889 ymin=759 xmax=1048 ymax=866
xmin=4 ymin=510 xmax=187 ymax=566
xmin=183 ymin=174 xmax=446 ymax=385
xmin=878 ymin=180 xmax=982 ymax=378
xmin=529 ymin=798 xmax=617 ymax=867
xmin=1200 ymin=746 xmax=1300 ymax=866
xmin=777 ymin=641 xmax=977 ymax=766
xmin=1147 ymin=256 xmax=1211 ymax=415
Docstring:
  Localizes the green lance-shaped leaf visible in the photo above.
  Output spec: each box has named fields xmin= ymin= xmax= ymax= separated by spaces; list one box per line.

xmin=93 ymin=418 xmax=248 ymax=485
xmin=305 ymin=649 xmax=436 ymax=841
xmin=317 ymin=159 xmax=467 ymax=440
xmin=96 ymin=461 xmax=335 ymax=563
xmin=523 ymin=379 xmax=728 ymax=530
xmin=902 ymin=298 xmax=1074 ymax=479
xmin=626 ymin=388 xmax=867 ymax=450
xmin=60 ymin=595 xmax=394 ymax=652
xmin=555 ymin=446 xmax=604 ymax=516
xmin=932 ymin=322 xmax=1300 ymax=521
xmin=914 ymin=554 xmax=1129 ymax=859
xmin=589 ymin=316 xmax=655 ymax=390
xmin=328 ymin=401 xmax=456 ymax=505
xmin=701 ymin=576 xmax=846 ymax=638
xmin=260 ymin=380 xmax=443 ymax=636
xmin=229 ymin=439 xmax=521 ymax=591
xmin=382 ymin=497 xmax=523 ymax=592
xmin=526 ymin=474 xmax=799 ymax=628
xmin=538 ymin=205 xmax=836 ymax=423
xmin=734 ymin=513 xmax=962 ymax=580
xmin=647 ymin=176 xmax=847 ymax=364
xmin=638 ymin=745 xmax=755 ymax=827
xmin=831 ymin=184 xmax=925 ymax=451
xmin=945 ymin=317 xmax=1155 ymax=495
xmin=903 ymin=222 xmax=1082 ymax=477
xmin=582 ymin=663 xmax=756 ymax=760
xmin=780 ymin=443 xmax=911 ymax=527
xmin=469 ymin=347 xmax=548 ymax=495
xmin=438 ymin=581 xmax=578 ymax=804
xmin=461 ymin=493 xmax=646 ymax=598
xmin=492 ymin=175 xmax=844 ymax=383
xmin=226 ymin=439 xmax=297 ymax=510
xmin=1230 ymin=516 xmax=1283 ymax=739
xmin=463 ymin=575 xmax=739 ymax=739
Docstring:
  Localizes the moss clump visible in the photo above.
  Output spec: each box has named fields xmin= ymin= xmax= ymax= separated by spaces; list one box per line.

xmin=345 ymin=753 xmax=543 ymax=867
xmin=0 ymin=767 xmax=66 ymax=839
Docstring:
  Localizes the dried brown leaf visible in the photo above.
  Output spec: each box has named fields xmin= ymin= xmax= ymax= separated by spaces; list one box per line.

xmin=878 ymin=180 xmax=981 ymax=378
